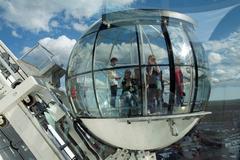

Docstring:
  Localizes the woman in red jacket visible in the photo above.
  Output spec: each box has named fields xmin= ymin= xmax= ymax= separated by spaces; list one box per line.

xmin=175 ymin=65 xmax=184 ymax=106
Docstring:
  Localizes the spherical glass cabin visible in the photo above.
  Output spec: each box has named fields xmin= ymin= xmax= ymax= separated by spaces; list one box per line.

xmin=66 ymin=9 xmax=211 ymax=150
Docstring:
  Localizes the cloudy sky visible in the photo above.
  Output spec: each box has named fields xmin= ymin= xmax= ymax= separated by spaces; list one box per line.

xmin=0 ymin=0 xmax=240 ymax=100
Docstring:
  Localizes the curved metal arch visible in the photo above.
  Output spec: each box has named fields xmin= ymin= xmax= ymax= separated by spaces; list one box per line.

xmin=135 ymin=24 xmax=144 ymax=116
xmin=183 ymin=29 xmax=199 ymax=113
xmin=102 ymin=9 xmax=196 ymax=27
xmin=161 ymin=18 xmax=176 ymax=114
xmin=91 ymin=24 xmax=108 ymax=117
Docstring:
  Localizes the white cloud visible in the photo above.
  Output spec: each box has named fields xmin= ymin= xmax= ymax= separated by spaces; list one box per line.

xmin=211 ymin=77 xmax=220 ymax=83
xmin=204 ymin=28 xmax=240 ymax=85
xmin=0 ymin=1 xmax=53 ymax=32
xmin=11 ymin=30 xmax=21 ymax=38
xmin=0 ymin=0 xmax=135 ymax=33
xmin=50 ymin=20 xmax=59 ymax=28
xmin=94 ymin=42 xmax=167 ymax=65
xmin=72 ymin=22 xmax=89 ymax=32
xmin=111 ymin=0 xmax=135 ymax=4
xmin=215 ymin=69 xmax=225 ymax=75
xmin=69 ymin=40 xmax=167 ymax=76
xmin=38 ymin=35 xmax=76 ymax=67
xmin=208 ymin=52 xmax=222 ymax=64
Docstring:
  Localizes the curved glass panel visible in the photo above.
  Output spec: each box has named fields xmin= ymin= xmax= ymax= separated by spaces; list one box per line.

xmin=68 ymin=33 xmax=96 ymax=77
xmin=167 ymin=22 xmax=193 ymax=65
xmin=93 ymin=26 xmax=140 ymax=117
xmin=94 ymin=26 xmax=138 ymax=69
xmin=20 ymin=44 xmax=54 ymax=71
xmin=94 ymin=67 xmax=142 ymax=117
xmin=195 ymin=68 xmax=211 ymax=111
xmin=84 ymin=21 xmax=101 ymax=37
xmin=140 ymin=24 xmax=169 ymax=115
xmin=68 ymin=74 xmax=99 ymax=117
xmin=167 ymin=20 xmax=195 ymax=114
xmin=187 ymin=29 xmax=209 ymax=69
xmin=141 ymin=25 xmax=169 ymax=64
xmin=187 ymin=28 xmax=211 ymax=112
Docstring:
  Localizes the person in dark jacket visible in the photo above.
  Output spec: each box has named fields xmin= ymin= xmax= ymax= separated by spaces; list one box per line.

xmin=121 ymin=69 xmax=138 ymax=116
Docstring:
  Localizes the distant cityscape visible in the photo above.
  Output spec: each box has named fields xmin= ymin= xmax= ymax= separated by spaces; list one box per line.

xmin=157 ymin=99 xmax=240 ymax=160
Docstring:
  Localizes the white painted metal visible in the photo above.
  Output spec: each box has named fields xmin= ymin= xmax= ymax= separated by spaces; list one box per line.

xmin=102 ymin=9 xmax=197 ymax=27
xmin=0 ymin=73 xmax=12 ymax=87
xmin=0 ymin=115 xmax=5 ymax=126
xmin=0 ymin=82 xmax=10 ymax=100
xmin=48 ymin=125 xmax=75 ymax=159
xmin=118 ymin=111 xmax=211 ymax=122
xmin=47 ymin=102 xmax=65 ymax=122
xmin=0 ymin=77 xmax=43 ymax=114
xmin=0 ymin=40 xmax=28 ymax=80
xmin=0 ymin=41 xmax=18 ymax=62
xmin=5 ymin=104 xmax=63 ymax=160
xmin=0 ymin=76 xmax=64 ymax=159
xmin=81 ymin=114 xmax=202 ymax=150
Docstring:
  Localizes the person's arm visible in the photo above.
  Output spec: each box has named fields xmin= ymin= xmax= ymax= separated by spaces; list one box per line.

xmin=108 ymin=70 xmax=115 ymax=79
xmin=155 ymin=66 xmax=161 ymax=74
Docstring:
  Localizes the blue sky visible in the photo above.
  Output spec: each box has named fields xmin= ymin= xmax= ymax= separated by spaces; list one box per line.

xmin=0 ymin=0 xmax=240 ymax=101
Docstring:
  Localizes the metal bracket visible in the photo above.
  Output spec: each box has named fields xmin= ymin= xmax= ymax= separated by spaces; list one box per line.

xmin=0 ymin=114 xmax=8 ymax=127
xmin=167 ymin=119 xmax=179 ymax=136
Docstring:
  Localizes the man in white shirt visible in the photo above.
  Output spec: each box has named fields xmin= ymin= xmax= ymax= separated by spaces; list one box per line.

xmin=108 ymin=57 xmax=120 ymax=107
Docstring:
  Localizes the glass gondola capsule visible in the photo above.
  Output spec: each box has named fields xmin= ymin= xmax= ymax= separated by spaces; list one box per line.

xmin=66 ymin=9 xmax=211 ymax=150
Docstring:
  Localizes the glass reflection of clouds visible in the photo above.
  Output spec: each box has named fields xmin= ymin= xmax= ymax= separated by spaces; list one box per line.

xmin=66 ymin=9 xmax=211 ymax=118
xmin=66 ymin=9 xmax=212 ymax=151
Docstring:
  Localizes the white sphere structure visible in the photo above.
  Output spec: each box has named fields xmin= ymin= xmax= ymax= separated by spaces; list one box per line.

xmin=66 ymin=9 xmax=211 ymax=150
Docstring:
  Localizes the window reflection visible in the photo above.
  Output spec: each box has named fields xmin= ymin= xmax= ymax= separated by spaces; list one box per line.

xmin=68 ymin=34 xmax=96 ymax=77
xmin=70 ymin=74 xmax=99 ymax=117
xmin=140 ymin=25 xmax=169 ymax=115
xmin=120 ymin=68 xmax=141 ymax=116
xmin=93 ymin=25 xmax=141 ymax=117
xmin=94 ymin=26 xmax=138 ymax=70
xmin=167 ymin=23 xmax=193 ymax=66
xmin=173 ymin=65 xmax=194 ymax=113
xmin=146 ymin=55 xmax=163 ymax=114
xmin=194 ymin=68 xmax=210 ymax=112
xmin=141 ymin=25 xmax=169 ymax=65
xmin=66 ymin=15 xmax=210 ymax=118
xmin=94 ymin=67 xmax=142 ymax=117
xmin=167 ymin=21 xmax=195 ymax=114
xmin=186 ymin=30 xmax=209 ymax=69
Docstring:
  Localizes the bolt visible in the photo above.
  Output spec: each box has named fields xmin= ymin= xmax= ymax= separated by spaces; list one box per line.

xmin=0 ymin=115 xmax=7 ymax=127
